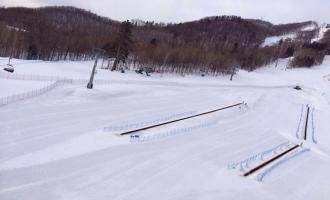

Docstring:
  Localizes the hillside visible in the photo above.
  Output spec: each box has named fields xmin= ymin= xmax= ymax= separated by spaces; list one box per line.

xmin=0 ymin=6 xmax=328 ymax=74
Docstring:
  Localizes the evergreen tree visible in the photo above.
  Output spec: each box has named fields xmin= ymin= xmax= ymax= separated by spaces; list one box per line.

xmin=282 ymin=46 xmax=295 ymax=58
xmin=107 ymin=21 xmax=133 ymax=71
xmin=27 ymin=45 xmax=38 ymax=60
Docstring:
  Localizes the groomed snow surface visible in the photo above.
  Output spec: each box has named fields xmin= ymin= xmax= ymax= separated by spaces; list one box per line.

xmin=1 ymin=57 xmax=330 ymax=200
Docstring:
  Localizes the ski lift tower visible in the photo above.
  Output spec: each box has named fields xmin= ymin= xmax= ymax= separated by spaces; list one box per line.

xmin=87 ymin=48 xmax=106 ymax=89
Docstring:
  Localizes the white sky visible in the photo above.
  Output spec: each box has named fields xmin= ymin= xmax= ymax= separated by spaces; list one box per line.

xmin=1 ymin=0 xmax=329 ymax=24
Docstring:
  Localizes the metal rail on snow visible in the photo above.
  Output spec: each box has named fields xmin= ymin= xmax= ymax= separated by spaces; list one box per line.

xmin=243 ymin=144 xmax=301 ymax=177
xmin=304 ymin=105 xmax=310 ymax=141
xmin=119 ymin=102 xmax=244 ymax=136
xmin=240 ymin=104 xmax=313 ymax=178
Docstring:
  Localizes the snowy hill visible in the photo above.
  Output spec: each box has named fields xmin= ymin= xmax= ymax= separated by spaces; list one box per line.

xmin=261 ymin=22 xmax=330 ymax=47
xmin=1 ymin=7 xmax=322 ymax=73
xmin=0 ymin=57 xmax=330 ymax=200
xmin=312 ymin=24 xmax=330 ymax=42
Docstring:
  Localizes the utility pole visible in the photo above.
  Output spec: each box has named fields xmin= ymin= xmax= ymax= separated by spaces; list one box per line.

xmin=87 ymin=48 xmax=105 ymax=89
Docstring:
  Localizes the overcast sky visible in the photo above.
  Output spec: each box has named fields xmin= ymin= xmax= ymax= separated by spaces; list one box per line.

xmin=1 ymin=0 xmax=329 ymax=24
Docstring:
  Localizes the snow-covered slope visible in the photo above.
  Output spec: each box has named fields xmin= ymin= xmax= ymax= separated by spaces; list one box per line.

xmin=262 ymin=33 xmax=296 ymax=47
xmin=301 ymin=23 xmax=318 ymax=31
xmin=0 ymin=57 xmax=330 ymax=200
xmin=312 ymin=24 xmax=330 ymax=42
xmin=261 ymin=22 xmax=329 ymax=47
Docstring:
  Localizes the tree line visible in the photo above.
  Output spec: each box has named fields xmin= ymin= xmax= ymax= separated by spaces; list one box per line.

xmin=0 ymin=6 xmax=328 ymax=75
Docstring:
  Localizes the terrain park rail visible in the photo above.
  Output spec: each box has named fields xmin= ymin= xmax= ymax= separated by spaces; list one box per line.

xmin=304 ymin=105 xmax=310 ymax=141
xmin=119 ymin=102 xmax=244 ymax=136
xmin=243 ymin=144 xmax=301 ymax=177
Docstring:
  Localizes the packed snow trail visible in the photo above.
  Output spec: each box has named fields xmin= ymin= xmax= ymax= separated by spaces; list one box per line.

xmin=1 ymin=57 xmax=330 ymax=200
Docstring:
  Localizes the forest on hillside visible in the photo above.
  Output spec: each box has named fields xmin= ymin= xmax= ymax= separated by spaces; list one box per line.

xmin=0 ymin=6 xmax=329 ymax=75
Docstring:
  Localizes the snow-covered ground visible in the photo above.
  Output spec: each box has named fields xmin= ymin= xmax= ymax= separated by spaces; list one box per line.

xmin=312 ymin=24 xmax=330 ymax=42
xmin=0 ymin=56 xmax=330 ymax=200
xmin=301 ymin=23 xmax=318 ymax=31
xmin=0 ymin=78 xmax=53 ymax=97
xmin=262 ymin=22 xmax=329 ymax=47
xmin=262 ymin=33 xmax=296 ymax=47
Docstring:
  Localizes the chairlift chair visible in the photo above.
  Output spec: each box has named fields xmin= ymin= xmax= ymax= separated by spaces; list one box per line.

xmin=3 ymin=63 xmax=14 ymax=73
